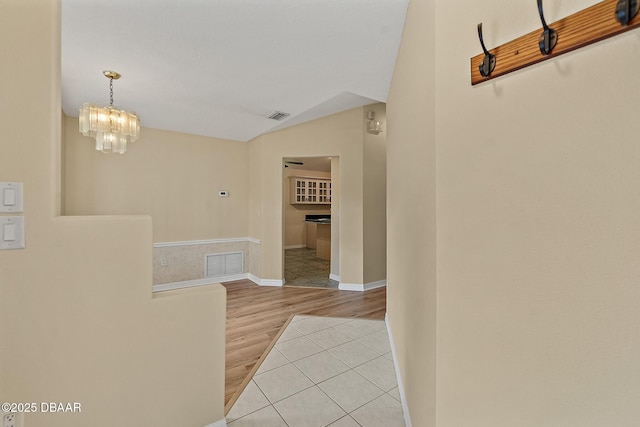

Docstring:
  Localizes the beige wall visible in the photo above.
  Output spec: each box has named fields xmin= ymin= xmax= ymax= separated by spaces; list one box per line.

xmin=252 ymin=106 xmax=387 ymax=286
xmin=65 ymin=96 xmax=386 ymax=287
xmin=387 ymin=0 xmax=640 ymax=426
xmin=283 ymin=167 xmax=331 ymax=248
xmin=0 ymin=2 xmax=226 ymax=426
xmin=362 ymin=103 xmax=387 ymax=284
xmin=386 ymin=0 xmax=437 ymax=424
xmin=64 ymin=117 xmax=249 ymax=243
xmin=250 ymin=108 xmax=366 ymax=283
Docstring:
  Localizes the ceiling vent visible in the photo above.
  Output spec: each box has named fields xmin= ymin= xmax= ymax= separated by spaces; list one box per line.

xmin=267 ymin=111 xmax=290 ymax=121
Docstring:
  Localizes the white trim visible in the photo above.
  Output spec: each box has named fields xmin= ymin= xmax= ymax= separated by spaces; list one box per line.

xmin=248 ymin=274 xmax=284 ymax=287
xmin=205 ymin=418 xmax=227 ymax=427
xmin=338 ymin=283 xmax=365 ymax=291
xmin=329 ymin=273 xmax=340 ymax=282
xmin=154 ymin=238 xmax=256 ymax=248
xmin=153 ymin=272 xmax=284 ymax=292
xmin=284 ymin=244 xmax=307 ymax=249
xmin=153 ymin=274 xmax=248 ymax=293
xmin=364 ymin=279 xmax=387 ymax=290
xmin=385 ymin=313 xmax=413 ymax=427
xmin=338 ymin=279 xmax=387 ymax=292
xmin=248 ymin=237 xmax=261 ymax=244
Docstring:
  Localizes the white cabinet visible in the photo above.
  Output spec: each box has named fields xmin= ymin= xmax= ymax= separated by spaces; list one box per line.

xmin=290 ymin=177 xmax=331 ymax=205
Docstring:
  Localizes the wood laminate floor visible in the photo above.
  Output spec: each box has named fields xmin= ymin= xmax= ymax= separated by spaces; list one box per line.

xmin=222 ymin=279 xmax=387 ymax=411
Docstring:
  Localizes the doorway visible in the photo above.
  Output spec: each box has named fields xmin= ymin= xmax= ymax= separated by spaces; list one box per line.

xmin=283 ymin=156 xmax=339 ymax=288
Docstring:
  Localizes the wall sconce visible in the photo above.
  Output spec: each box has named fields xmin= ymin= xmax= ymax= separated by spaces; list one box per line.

xmin=366 ymin=110 xmax=383 ymax=135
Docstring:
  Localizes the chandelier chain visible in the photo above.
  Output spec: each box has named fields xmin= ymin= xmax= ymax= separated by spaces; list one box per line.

xmin=109 ymin=77 xmax=114 ymax=107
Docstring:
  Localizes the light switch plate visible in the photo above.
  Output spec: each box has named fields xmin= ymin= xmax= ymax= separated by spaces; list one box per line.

xmin=0 ymin=182 xmax=23 ymax=213
xmin=0 ymin=216 xmax=25 ymax=250
xmin=3 ymin=412 xmax=24 ymax=427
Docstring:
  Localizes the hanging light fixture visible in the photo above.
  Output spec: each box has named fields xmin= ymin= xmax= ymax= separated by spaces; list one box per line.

xmin=79 ymin=70 xmax=140 ymax=154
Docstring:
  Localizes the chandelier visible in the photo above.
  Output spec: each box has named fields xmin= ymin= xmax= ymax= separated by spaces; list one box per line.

xmin=79 ymin=70 xmax=140 ymax=154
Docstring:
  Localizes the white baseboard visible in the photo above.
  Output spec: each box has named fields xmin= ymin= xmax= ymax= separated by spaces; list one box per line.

xmin=284 ymin=244 xmax=307 ymax=249
xmin=329 ymin=273 xmax=340 ymax=282
xmin=338 ymin=279 xmax=387 ymax=292
xmin=338 ymin=283 xmax=364 ymax=291
xmin=205 ymin=418 xmax=227 ymax=427
xmin=385 ymin=313 xmax=413 ymax=427
xmin=153 ymin=272 xmax=286 ymax=292
xmin=248 ymin=274 xmax=284 ymax=287
xmin=152 ymin=274 xmax=248 ymax=293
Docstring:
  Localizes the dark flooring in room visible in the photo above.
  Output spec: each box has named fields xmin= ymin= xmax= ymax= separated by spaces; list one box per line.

xmin=284 ymin=248 xmax=339 ymax=289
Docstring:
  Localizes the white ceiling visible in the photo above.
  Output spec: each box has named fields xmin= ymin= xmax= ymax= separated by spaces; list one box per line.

xmin=285 ymin=157 xmax=331 ymax=172
xmin=61 ymin=0 xmax=409 ymax=143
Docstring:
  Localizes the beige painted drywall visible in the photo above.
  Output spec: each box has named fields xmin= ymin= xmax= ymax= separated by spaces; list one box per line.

xmin=362 ymin=103 xmax=387 ymax=284
xmin=387 ymin=0 xmax=640 ymax=426
xmin=330 ymin=157 xmax=340 ymax=279
xmin=250 ymin=108 xmax=365 ymax=283
xmin=386 ymin=0 xmax=437 ymax=424
xmin=64 ymin=116 xmax=249 ymax=242
xmin=0 ymin=2 xmax=226 ymax=426
xmin=283 ymin=167 xmax=331 ymax=248
xmin=252 ymin=106 xmax=387 ymax=285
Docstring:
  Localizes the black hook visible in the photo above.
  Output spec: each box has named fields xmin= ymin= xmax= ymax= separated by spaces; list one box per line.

xmin=477 ymin=23 xmax=496 ymax=78
xmin=615 ymin=0 xmax=639 ymax=26
xmin=537 ymin=0 xmax=558 ymax=55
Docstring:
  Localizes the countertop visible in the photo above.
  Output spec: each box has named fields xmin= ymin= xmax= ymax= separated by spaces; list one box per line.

xmin=305 ymin=214 xmax=331 ymax=224
xmin=305 ymin=219 xmax=331 ymax=224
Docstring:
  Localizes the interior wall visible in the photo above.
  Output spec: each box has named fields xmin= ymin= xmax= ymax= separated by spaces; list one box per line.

xmin=330 ymin=157 xmax=340 ymax=279
xmin=283 ymin=167 xmax=331 ymax=248
xmin=387 ymin=0 xmax=640 ymax=426
xmin=362 ymin=103 xmax=387 ymax=284
xmin=250 ymin=108 xmax=365 ymax=283
xmin=64 ymin=116 xmax=250 ymax=243
xmin=0 ymin=2 xmax=226 ymax=426
xmin=386 ymin=0 xmax=437 ymax=424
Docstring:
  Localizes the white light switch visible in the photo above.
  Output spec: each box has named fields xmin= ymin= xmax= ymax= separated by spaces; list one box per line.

xmin=3 ymin=223 xmax=16 ymax=241
xmin=4 ymin=188 xmax=16 ymax=206
xmin=0 ymin=217 xmax=24 ymax=250
xmin=0 ymin=182 xmax=23 ymax=212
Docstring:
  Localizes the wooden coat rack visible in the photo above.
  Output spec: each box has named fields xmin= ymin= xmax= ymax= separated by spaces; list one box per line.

xmin=471 ymin=0 xmax=640 ymax=85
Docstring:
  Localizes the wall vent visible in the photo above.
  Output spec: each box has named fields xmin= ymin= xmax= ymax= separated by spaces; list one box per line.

xmin=267 ymin=111 xmax=290 ymax=121
xmin=205 ymin=252 xmax=244 ymax=277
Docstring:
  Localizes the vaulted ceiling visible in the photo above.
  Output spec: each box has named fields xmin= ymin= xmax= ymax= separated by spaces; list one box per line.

xmin=61 ymin=0 xmax=409 ymax=142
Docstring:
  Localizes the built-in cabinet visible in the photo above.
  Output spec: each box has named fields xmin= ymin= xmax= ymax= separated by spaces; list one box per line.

xmin=290 ymin=177 xmax=331 ymax=205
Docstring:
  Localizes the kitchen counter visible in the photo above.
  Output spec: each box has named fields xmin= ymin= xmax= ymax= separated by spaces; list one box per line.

xmin=315 ymin=223 xmax=331 ymax=261
xmin=305 ymin=215 xmax=331 ymax=259
xmin=304 ymin=214 xmax=331 ymax=224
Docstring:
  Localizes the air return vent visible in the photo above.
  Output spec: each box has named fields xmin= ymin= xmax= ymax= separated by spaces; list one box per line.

xmin=205 ymin=252 xmax=243 ymax=277
xmin=267 ymin=111 xmax=290 ymax=121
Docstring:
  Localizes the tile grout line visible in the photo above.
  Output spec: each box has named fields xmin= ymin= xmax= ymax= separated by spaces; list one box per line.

xmin=228 ymin=315 xmax=401 ymax=426
xmin=282 ymin=318 xmax=395 ymax=420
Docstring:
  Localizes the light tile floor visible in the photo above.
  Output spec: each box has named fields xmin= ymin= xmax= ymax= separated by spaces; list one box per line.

xmin=227 ymin=316 xmax=405 ymax=427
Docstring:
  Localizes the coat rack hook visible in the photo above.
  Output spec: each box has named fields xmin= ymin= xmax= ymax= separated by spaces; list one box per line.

xmin=477 ymin=23 xmax=496 ymax=77
xmin=615 ymin=0 xmax=639 ymax=26
xmin=537 ymin=0 xmax=558 ymax=55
